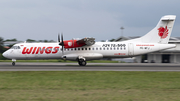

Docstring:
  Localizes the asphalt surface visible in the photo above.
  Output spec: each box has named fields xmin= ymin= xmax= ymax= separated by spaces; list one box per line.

xmin=0 ymin=62 xmax=180 ymax=71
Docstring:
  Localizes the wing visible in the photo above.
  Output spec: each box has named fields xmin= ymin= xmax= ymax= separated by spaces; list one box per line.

xmin=63 ymin=37 xmax=95 ymax=48
xmin=76 ymin=38 xmax=95 ymax=46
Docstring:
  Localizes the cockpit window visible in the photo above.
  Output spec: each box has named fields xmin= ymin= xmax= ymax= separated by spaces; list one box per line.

xmin=11 ymin=46 xmax=20 ymax=49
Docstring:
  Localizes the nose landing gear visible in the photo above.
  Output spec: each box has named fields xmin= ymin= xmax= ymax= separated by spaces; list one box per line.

xmin=12 ymin=59 xmax=16 ymax=66
xmin=12 ymin=62 xmax=15 ymax=66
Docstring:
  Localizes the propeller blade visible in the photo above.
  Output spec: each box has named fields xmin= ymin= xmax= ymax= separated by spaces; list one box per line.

xmin=61 ymin=33 xmax=64 ymax=45
xmin=58 ymin=33 xmax=64 ymax=55
xmin=58 ymin=33 xmax=60 ymax=43
xmin=59 ymin=33 xmax=64 ymax=46
xmin=60 ymin=33 xmax=64 ymax=54
xmin=62 ymin=33 xmax=64 ymax=53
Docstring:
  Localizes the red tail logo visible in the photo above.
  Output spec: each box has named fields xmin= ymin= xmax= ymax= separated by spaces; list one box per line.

xmin=158 ymin=26 xmax=169 ymax=39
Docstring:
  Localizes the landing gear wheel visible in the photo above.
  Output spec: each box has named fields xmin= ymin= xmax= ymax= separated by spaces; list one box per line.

xmin=81 ymin=61 xmax=86 ymax=66
xmin=12 ymin=62 xmax=15 ymax=66
xmin=78 ymin=60 xmax=87 ymax=66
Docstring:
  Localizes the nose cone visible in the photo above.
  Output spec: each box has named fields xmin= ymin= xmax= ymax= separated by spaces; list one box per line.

xmin=2 ymin=51 xmax=8 ymax=58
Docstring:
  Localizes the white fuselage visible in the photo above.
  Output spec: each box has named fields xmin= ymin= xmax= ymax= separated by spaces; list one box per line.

xmin=3 ymin=42 xmax=176 ymax=61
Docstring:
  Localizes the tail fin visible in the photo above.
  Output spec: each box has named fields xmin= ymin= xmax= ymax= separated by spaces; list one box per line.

xmin=141 ymin=15 xmax=176 ymax=44
xmin=126 ymin=15 xmax=176 ymax=43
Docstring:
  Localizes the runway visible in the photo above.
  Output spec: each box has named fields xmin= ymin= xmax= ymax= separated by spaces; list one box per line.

xmin=0 ymin=62 xmax=180 ymax=71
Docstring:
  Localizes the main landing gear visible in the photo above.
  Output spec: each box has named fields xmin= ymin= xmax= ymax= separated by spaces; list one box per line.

xmin=78 ymin=59 xmax=87 ymax=66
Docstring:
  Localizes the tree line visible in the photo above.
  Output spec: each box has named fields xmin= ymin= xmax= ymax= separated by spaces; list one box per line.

xmin=0 ymin=37 xmax=6 ymax=59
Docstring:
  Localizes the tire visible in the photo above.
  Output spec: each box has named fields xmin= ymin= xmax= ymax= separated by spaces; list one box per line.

xmin=81 ymin=61 xmax=86 ymax=66
xmin=12 ymin=62 xmax=15 ymax=66
xmin=78 ymin=60 xmax=87 ymax=66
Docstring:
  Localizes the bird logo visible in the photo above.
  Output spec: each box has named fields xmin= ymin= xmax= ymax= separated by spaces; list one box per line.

xmin=158 ymin=26 xmax=169 ymax=39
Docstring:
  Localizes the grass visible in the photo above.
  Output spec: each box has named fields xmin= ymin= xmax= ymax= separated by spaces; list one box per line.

xmin=0 ymin=71 xmax=180 ymax=101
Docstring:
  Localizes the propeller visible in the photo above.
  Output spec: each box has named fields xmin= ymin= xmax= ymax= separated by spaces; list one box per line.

xmin=58 ymin=33 xmax=64 ymax=54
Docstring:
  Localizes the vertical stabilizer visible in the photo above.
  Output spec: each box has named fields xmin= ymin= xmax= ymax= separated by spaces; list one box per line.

xmin=141 ymin=15 xmax=176 ymax=44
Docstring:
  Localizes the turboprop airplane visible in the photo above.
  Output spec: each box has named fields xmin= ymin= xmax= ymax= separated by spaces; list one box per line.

xmin=2 ymin=15 xmax=177 ymax=66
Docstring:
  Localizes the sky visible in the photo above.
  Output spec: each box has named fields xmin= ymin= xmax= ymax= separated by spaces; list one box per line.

xmin=0 ymin=0 xmax=180 ymax=41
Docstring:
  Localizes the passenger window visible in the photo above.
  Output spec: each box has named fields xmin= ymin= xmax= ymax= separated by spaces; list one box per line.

xmin=85 ymin=48 xmax=87 ymax=50
xmin=78 ymin=48 xmax=80 ymax=50
xmin=89 ymin=48 xmax=91 ymax=50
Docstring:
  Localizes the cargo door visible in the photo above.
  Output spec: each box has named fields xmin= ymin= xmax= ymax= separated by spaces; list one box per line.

xmin=128 ymin=43 xmax=134 ymax=56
